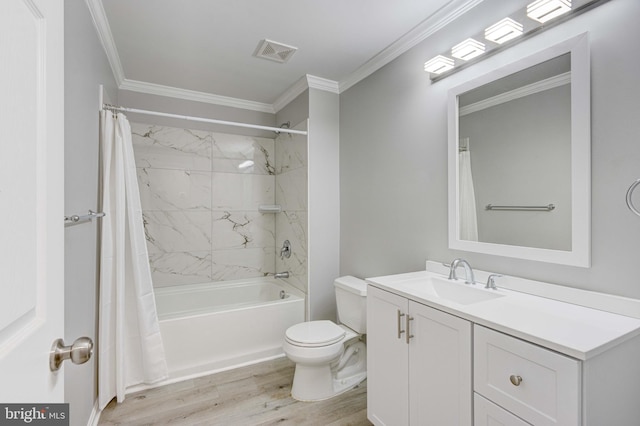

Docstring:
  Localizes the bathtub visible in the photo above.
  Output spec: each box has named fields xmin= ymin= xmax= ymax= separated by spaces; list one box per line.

xmin=154 ymin=277 xmax=305 ymax=383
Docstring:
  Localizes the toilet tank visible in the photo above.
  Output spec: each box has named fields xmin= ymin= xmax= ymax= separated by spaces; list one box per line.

xmin=334 ymin=276 xmax=367 ymax=333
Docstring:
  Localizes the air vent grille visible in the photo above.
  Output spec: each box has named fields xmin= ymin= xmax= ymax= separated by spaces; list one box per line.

xmin=254 ymin=39 xmax=298 ymax=64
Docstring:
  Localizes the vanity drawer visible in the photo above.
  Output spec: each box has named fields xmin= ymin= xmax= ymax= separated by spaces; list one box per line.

xmin=474 ymin=393 xmax=531 ymax=426
xmin=474 ymin=326 xmax=580 ymax=426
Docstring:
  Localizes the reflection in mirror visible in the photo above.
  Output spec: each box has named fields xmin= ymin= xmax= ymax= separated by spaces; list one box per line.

xmin=458 ymin=54 xmax=571 ymax=250
xmin=448 ymin=34 xmax=590 ymax=267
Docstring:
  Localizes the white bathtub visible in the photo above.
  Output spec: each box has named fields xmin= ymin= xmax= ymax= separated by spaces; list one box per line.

xmin=154 ymin=277 xmax=305 ymax=383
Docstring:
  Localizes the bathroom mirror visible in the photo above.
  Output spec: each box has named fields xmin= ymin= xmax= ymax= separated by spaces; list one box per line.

xmin=448 ymin=33 xmax=590 ymax=267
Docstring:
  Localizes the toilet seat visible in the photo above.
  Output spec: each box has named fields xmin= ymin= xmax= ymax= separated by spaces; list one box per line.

xmin=285 ymin=320 xmax=346 ymax=348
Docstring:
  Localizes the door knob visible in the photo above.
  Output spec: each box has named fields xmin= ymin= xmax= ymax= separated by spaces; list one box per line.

xmin=49 ymin=337 xmax=93 ymax=371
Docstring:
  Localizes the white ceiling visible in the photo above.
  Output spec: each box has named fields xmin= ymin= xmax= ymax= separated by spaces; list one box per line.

xmin=95 ymin=0 xmax=480 ymax=111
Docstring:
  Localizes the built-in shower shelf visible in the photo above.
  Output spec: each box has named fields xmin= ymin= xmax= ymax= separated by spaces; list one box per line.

xmin=259 ymin=204 xmax=282 ymax=213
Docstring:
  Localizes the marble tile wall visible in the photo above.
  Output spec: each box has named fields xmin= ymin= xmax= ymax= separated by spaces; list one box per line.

xmin=132 ymin=123 xmax=278 ymax=287
xmin=275 ymin=123 xmax=308 ymax=294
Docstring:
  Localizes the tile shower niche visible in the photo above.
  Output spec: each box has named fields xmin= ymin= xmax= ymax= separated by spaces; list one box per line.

xmin=131 ymin=122 xmax=308 ymax=293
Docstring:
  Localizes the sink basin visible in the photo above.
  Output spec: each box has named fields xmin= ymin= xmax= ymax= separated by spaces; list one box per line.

xmin=397 ymin=276 xmax=505 ymax=305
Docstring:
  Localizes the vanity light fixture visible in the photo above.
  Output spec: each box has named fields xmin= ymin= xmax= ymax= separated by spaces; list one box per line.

xmin=451 ymin=38 xmax=485 ymax=61
xmin=425 ymin=0 xmax=603 ymax=82
xmin=424 ymin=55 xmax=455 ymax=74
xmin=527 ymin=0 xmax=572 ymax=23
xmin=484 ymin=18 xmax=524 ymax=44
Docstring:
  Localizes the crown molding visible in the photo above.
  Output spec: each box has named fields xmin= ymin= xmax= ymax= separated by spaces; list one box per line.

xmin=339 ymin=0 xmax=484 ymax=93
xmin=459 ymin=72 xmax=571 ymax=116
xmin=273 ymin=75 xmax=340 ymax=113
xmin=119 ymin=79 xmax=275 ymax=113
xmin=85 ymin=0 xmax=125 ymax=85
xmin=307 ymin=75 xmax=340 ymax=93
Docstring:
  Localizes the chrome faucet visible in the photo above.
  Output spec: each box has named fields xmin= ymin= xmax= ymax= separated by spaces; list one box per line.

xmin=273 ymin=271 xmax=289 ymax=279
xmin=448 ymin=258 xmax=475 ymax=284
xmin=485 ymin=274 xmax=502 ymax=290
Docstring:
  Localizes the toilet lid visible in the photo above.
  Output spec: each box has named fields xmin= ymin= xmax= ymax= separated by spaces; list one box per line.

xmin=285 ymin=320 xmax=346 ymax=347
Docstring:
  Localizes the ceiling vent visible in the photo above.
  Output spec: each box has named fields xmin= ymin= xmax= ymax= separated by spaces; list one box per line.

xmin=254 ymin=39 xmax=298 ymax=64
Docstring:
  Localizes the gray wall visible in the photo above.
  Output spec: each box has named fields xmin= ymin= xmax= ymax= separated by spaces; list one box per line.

xmin=340 ymin=0 xmax=640 ymax=299
xmin=461 ymin=85 xmax=571 ymax=250
xmin=308 ymin=89 xmax=340 ymax=321
xmin=64 ymin=1 xmax=117 ymax=425
xmin=276 ymin=90 xmax=310 ymax=130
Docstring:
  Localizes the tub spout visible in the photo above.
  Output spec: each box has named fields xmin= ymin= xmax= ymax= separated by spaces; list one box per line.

xmin=274 ymin=271 xmax=289 ymax=279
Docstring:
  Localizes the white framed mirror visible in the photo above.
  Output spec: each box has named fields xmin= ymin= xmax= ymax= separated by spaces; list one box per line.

xmin=448 ymin=33 xmax=590 ymax=267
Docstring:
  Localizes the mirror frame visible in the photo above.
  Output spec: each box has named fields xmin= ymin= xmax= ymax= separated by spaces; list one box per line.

xmin=448 ymin=33 xmax=590 ymax=267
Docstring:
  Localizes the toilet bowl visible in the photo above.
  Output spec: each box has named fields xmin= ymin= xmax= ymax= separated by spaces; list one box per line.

xmin=283 ymin=276 xmax=367 ymax=402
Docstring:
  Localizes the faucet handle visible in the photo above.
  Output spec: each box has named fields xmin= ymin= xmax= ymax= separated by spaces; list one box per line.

xmin=485 ymin=274 xmax=503 ymax=290
xmin=280 ymin=240 xmax=291 ymax=259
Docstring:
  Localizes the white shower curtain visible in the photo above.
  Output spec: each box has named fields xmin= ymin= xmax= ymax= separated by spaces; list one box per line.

xmin=98 ymin=111 xmax=168 ymax=410
xmin=459 ymin=149 xmax=478 ymax=241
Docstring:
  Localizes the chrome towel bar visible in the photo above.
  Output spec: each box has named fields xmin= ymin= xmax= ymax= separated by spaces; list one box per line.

xmin=485 ymin=204 xmax=555 ymax=211
xmin=64 ymin=210 xmax=106 ymax=226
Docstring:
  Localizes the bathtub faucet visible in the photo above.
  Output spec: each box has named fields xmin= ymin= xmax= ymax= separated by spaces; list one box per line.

xmin=273 ymin=271 xmax=289 ymax=279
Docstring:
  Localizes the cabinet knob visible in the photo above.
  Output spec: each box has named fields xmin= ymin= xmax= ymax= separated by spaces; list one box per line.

xmin=509 ymin=375 xmax=523 ymax=386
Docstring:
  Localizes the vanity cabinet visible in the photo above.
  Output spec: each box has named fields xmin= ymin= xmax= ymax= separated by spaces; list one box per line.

xmin=367 ymin=267 xmax=640 ymax=426
xmin=367 ymin=285 xmax=472 ymax=426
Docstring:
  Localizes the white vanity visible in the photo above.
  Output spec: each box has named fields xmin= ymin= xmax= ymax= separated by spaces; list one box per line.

xmin=366 ymin=261 xmax=640 ymax=426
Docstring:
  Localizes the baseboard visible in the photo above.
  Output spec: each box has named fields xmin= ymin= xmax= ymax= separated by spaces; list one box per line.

xmin=86 ymin=400 xmax=101 ymax=426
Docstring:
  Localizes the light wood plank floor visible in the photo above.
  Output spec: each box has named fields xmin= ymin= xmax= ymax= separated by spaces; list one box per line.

xmin=99 ymin=357 xmax=371 ymax=425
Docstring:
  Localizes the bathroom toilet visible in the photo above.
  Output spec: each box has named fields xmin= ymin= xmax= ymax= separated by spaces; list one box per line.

xmin=283 ymin=276 xmax=367 ymax=401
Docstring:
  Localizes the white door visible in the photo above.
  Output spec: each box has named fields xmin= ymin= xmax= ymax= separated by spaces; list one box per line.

xmin=0 ymin=0 xmax=65 ymax=402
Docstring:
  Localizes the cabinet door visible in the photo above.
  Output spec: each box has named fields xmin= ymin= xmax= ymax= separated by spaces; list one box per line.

xmin=409 ymin=301 xmax=472 ymax=425
xmin=367 ymin=285 xmax=409 ymax=426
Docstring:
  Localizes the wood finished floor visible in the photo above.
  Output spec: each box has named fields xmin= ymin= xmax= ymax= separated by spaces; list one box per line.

xmin=99 ymin=357 xmax=371 ymax=426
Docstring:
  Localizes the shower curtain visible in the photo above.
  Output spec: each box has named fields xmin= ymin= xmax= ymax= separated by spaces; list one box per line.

xmin=98 ymin=110 xmax=168 ymax=409
xmin=459 ymin=148 xmax=478 ymax=241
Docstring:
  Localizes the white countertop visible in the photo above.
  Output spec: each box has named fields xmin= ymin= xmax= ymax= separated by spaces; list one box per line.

xmin=366 ymin=270 xmax=640 ymax=360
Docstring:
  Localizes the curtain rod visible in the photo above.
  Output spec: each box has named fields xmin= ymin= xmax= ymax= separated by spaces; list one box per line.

xmin=102 ymin=104 xmax=308 ymax=136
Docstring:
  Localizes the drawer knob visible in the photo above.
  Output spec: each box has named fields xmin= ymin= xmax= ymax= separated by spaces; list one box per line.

xmin=509 ymin=375 xmax=523 ymax=386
